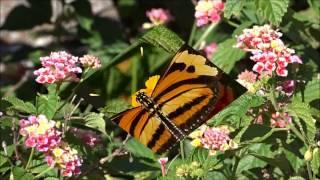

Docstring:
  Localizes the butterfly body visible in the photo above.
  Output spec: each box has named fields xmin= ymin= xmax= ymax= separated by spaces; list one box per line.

xmin=136 ymin=91 xmax=186 ymax=141
xmin=111 ymin=45 xmax=246 ymax=153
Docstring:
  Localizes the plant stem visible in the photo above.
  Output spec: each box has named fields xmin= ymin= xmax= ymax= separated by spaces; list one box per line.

xmin=269 ymin=77 xmax=279 ymax=111
xmin=34 ymin=167 xmax=54 ymax=179
xmin=193 ymin=23 xmax=217 ymax=49
xmin=180 ymin=141 xmax=185 ymax=160
xmin=188 ymin=22 xmax=197 ymax=46
xmin=25 ymin=148 xmax=35 ymax=169
xmin=306 ymin=162 xmax=313 ymax=180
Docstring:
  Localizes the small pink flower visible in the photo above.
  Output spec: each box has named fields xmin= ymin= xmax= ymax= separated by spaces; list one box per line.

xmin=143 ymin=8 xmax=172 ymax=29
xmin=79 ymin=55 xmax=101 ymax=69
xmin=158 ymin=157 xmax=168 ymax=176
xmin=270 ymin=112 xmax=292 ymax=128
xmin=70 ymin=128 xmax=101 ymax=147
xmin=253 ymin=62 xmax=265 ymax=73
xmin=276 ymin=80 xmax=295 ymax=96
xmin=34 ymin=51 xmax=82 ymax=84
xmin=201 ymin=127 xmax=230 ymax=151
xmin=237 ymin=70 xmax=257 ymax=84
xmin=195 ymin=0 xmax=224 ymax=27
xmin=203 ymin=42 xmax=217 ymax=59
xmin=25 ymin=137 xmax=36 ymax=147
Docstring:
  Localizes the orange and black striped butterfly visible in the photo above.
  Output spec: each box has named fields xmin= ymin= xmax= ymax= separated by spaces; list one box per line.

xmin=111 ymin=45 xmax=245 ymax=153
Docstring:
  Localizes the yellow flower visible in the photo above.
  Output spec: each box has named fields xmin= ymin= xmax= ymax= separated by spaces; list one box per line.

xmin=195 ymin=1 xmax=214 ymax=12
xmin=190 ymin=138 xmax=202 ymax=147
xmin=53 ymin=147 xmax=64 ymax=158
xmin=131 ymin=75 xmax=160 ymax=107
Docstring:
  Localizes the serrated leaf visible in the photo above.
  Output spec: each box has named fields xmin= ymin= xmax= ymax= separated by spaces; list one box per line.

xmin=255 ymin=0 xmax=289 ymax=26
xmin=311 ymin=147 xmax=320 ymax=175
xmin=287 ymin=101 xmax=316 ymax=143
xmin=37 ymin=85 xmax=59 ymax=119
xmin=12 ymin=167 xmax=33 ymax=180
xmin=84 ymin=112 xmax=106 ymax=134
xmin=140 ymin=25 xmax=184 ymax=54
xmin=125 ymin=138 xmax=155 ymax=160
xmin=211 ymin=38 xmax=246 ymax=73
xmin=2 ymin=96 xmax=36 ymax=114
xmin=224 ymin=0 xmax=246 ymax=18
xmin=294 ymin=78 xmax=320 ymax=103
xmin=208 ymin=93 xmax=265 ymax=126
xmin=237 ymin=143 xmax=272 ymax=173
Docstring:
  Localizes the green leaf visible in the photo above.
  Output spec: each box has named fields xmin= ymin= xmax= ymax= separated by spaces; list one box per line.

xmin=12 ymin=167 xmax=33 ymax=180
xmin=311 ymin=147 xmax=320 ymax=175
xmin=224 ymin=0 xmax=246 ymax=18
xmin=2 ymin=96 xmax=36 ymax=114
xmin=254 ymin=0 xmax=289 ymax=26
xmin=211 ymin=38 xmax=246 ymax=73
xmin=140 ymin=25 xmax=184 ymax=54
xmin=208 ymin=93 xmax=265 ymax=127
xmin=294 ymin=78 xmax=320 ymax=104
xmin=102 ymin=99 xmax=130 ymax=118
xmin=236 ymin=143 xmax=272 ymax=173
xmin=286 ymin=101 xmax=316 ymax=143
xmin=84 ymin=112 xmax=106 ymax=134
xmin=37 ymin=85 xmax=59 ymax=119
xmin=125 ymin=138 xmax=155 ymax=160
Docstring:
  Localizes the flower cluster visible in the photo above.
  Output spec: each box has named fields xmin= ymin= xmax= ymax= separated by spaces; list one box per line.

xmin=143 ymin=8 xmax=172 ymax=29
xmin=270 ymin=112 xmax=292 ymax=128
xmin=80 ymin=55 xmax=101 ymax=69
xmin=235 ymin=25 xmax=302 ymax=77
xmin=176 ymin=161 xmax=204 ymax=178
xmin=237 ymin=69 xmax=257 ymax=92
xmin=131 ymin=75 xmax=160 ymax=107
xmin=189 ymin=125 xmax=237 ymax=155
xmin=70 ymin=128 xmax=101 ymax=147
xmin=195 ymin=0 xmax=224 ymax=27
xmin=276 ymin=80 xmax=295 ymax=96
xmin=203 ymin=42 xmax=217 ymax=59
xmin=34 ymin=51 xmax=82 ymax=84
xmin=19 ymin=115 xmax=61 ymax=152
xmin=45 ymin=143 xmax=82 ymax=177
xmin=19 ymin=115 xmax=82 ymax=177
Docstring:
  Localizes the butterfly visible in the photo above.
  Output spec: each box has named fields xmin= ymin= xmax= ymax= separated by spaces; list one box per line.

xmin=111 ymin=45 xmax=245 ymax=153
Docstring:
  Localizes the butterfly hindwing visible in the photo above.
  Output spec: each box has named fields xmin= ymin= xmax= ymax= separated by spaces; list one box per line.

xmin=111 ymin=45 xmax=246 ymax=154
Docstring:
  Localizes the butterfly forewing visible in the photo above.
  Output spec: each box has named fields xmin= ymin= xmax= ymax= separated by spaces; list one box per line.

xmin=111 ymin=45 xmax=246 ymax=154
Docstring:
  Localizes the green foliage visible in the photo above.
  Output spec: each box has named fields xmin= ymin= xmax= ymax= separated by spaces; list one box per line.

xmin=224 ymin=0 xmax=246 ymax=19
xmin=254 ymin=0 xmax=289 ymax=26
xmin=83 ymin=112 xmax=106 ymax=134
xmin=2 ymin=96 xmax=37 ymax=114
xmin=140 ymin=25 xmax=184 ymax=54
xmin=287 ymin=101 xmax=316 ymax=143
xmin=37 ymin=85 xmax=59 ymax=119
xmin=12 ymin=167 xmax=33 ymax=180
xmin=212 ymin=38 xmax=246 ymax=73
xmin=208 ymin=93 xmax=265 ymax=127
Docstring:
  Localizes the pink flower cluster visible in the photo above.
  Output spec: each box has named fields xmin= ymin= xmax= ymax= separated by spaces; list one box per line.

xmin=143 ymin=8 xmax=172 ymax=29
xmin=195 ymin=0 xmax=224 ymax=27
xmin=236 ymin=25 xmax=302 ymax=77
xmin=45 ymin=143 xmax=82 ymax=177
xmin=80 ymin=55 xmax=101 ymax=69
xmin=203 ymin=42 xmax=218 ymax=59
xmin=19 ymin=115 xmax=61 ymax=152
xmin=270 ymin=112 xmax=292 ymax=128
xmin=34 ymin=51 xmax=82 ymax=84
xmin=70 ymin=128 xmax=101 ymax=147
xmin=19 ymin=115 xmax=82 ymax=177
xmin=201 ymin=127 xmax=230 ymax=152
xmin=276 ymin=80 xmax=295 ymax=96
